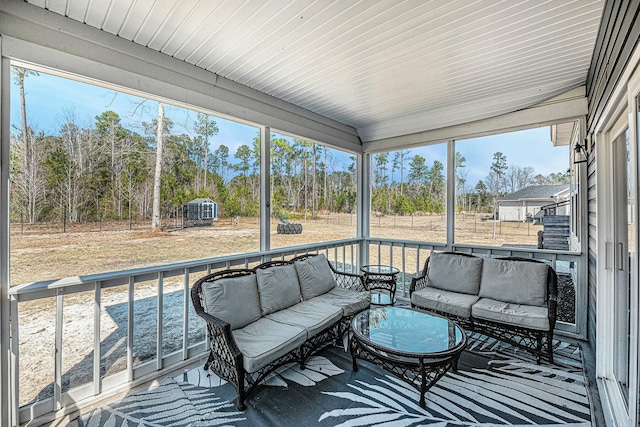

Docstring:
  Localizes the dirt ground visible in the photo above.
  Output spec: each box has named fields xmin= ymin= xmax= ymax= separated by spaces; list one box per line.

xmin=10 ymin=213 xmax=550 ymax=406
xmin=10 ymin=213 xmax=542 ymax=284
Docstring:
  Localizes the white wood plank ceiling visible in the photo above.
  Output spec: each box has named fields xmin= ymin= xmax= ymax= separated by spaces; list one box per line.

xmin=26 ymin=0 xmax=603 ymax=143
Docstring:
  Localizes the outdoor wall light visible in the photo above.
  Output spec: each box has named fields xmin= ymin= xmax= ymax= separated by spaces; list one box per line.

xmin=574 ymin=139 xmax=589 ymax=164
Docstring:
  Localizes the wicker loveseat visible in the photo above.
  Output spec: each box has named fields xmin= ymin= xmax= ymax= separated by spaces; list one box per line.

xmin=409 ymin=252 xmax=557 ymax=363
xmin=191 ymin=253 xmax=369 ymax=410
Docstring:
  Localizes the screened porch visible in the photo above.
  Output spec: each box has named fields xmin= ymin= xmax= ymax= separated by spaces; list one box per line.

xmin=2 ymin=0 xmax=640 ymax=426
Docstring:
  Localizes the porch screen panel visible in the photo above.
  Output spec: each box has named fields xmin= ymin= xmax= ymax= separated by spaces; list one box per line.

xmin=369 ymin=144 xmax=447 ymax=244
xmin=100 ymin=285 xmax=129 ymax=380
xmin=62 ymin=291 xmax=95 ymax=392
xmin=453 ymin=128 xmax=570 ymax=250
xmin=187 ymin=271 xmax=209 ymax=348
xmin=270 ymin=132 xmax=356 ymax=253
xmin=162 ymin=274 xmax=185 ymax=357
xmin=17 ymin=298 xmax=56 ymax=407
xmin=8 ymin=65 xmax=263 ymax=287
xmin=133 ymin=279 xmax=159 ymax=366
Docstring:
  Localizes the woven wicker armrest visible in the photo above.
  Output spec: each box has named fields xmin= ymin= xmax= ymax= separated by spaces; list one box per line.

xmin=199 ymin=310 xmax=243 ymax=359
xmin=409 ymin=274 xmax=428 ymax=296
xmin=546 ymin=267 xmax=558 ymax=331
xmin=331 ymin=267 xmax=366 ymax=292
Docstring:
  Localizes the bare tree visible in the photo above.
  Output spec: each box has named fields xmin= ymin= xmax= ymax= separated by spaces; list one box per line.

xmin=194 ymin=113 xmax=218 ymax=190
xmin=312 ymin=143 xmax=317 ymax=218
xmin=57 ymin=108 xmax=85 ymax=219
xmin=505 ymin=164 xmax=536 ymax=193
xmin=398 ymin=149 xmax=410 ymax=196
xmin=518 ymin=166 xmax=536 ymax=190
xmin=488 ymin=152 xmax=507 ymax=239
xmin=151 ymin=102 xmax=164 ymax=230
xmin=13 ymin=67 xmax=41 ymax=223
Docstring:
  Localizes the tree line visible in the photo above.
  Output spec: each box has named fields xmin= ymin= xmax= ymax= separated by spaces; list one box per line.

xmin=370 ymin=149 xmax=569 ymax=217
xmin=11 ymin=112 xmax=358 ymax=225
xmin=11 ymin=67 xmax=569 ymax=227
xmin=11 ymin=68 xmax=360 ymax=225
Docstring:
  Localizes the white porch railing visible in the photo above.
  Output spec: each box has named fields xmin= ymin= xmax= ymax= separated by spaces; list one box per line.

xmin=8 ymin=238 xmax=585 ymax=426
xmin=8 ymin=239 xmax=360 ymax=426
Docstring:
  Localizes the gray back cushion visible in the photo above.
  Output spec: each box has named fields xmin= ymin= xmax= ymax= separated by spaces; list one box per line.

xmin=201 ymin=274 xmax=262 ymax=330
xmin=427 ymin=252 xmax=484 ymax=295
xmin=256 ymin=264 xmax=302 ymax=315
xmin=479 ymin=258 xmax=548 ymax=306
xmin=294 ymin=254 xmax=337 ymax=300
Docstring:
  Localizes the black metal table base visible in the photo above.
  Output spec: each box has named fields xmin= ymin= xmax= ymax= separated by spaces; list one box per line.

xmin=364 ymin=275 xmax=397 ymax=306
xmin=349 ymin=336 xmax=461 ymax=408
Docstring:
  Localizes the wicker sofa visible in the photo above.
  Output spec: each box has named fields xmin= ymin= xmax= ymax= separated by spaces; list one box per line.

xmin=191 ymin=253 xmax=369 ymax=410
xmin=409 ymin=252 xmax=557 ymax=363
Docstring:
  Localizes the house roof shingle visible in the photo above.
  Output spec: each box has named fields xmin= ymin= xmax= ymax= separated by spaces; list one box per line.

xmin=500 ymin=185 xmax=569 ymax=201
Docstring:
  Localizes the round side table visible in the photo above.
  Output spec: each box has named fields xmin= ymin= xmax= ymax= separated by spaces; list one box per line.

xmin=360 ymin=265 xmax=399 ymax=306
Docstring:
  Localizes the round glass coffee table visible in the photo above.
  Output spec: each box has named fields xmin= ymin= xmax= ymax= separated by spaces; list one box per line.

xmin=350 ymin=306 xmax=466 ymax=408
xmin=360 ymin=265 xmax=399 ymax=306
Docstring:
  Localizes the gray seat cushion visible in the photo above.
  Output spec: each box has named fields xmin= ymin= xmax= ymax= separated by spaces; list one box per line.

xmin=479 ymin=258 xmax=549 ymax=306
xmin=294 ymin=254 xmax=337 ymax=300
xmin=411 ymin=287 xmax=479 ymax=319
xmin=312 ymin=287 xmax=370 ymax=316
xmin=266 ymin=299 xmax=342 ymax=338
xmin=256 ymin=264 xmax=302 ymax=315
xmin=200 ymin=273 xmax=261 ymax=330
xmin=232 ymin=317 xmax=307 ymax=373
xmin=427 ymin=252 xmax=484 ymax=295
xmin=472 ymin=297 xmax=550 ymax=331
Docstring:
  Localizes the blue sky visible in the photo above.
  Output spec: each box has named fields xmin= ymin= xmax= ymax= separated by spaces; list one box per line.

xmin=10 ymin=69 xmax=260 ymax=157
xmin=11 ymin=67 xmax=568 ymax=185
xmin=455 ymin=129 xmax=569 ymax=187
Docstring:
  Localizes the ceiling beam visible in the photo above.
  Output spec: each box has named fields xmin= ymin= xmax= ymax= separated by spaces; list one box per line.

xmin=363 ymin=86 xmax=588 ymax=153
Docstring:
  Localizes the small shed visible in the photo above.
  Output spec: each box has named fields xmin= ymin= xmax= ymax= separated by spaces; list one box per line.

xmin=498 ymin=185 xmax=569 ymax=222
xmin=185 ymin=198 xmax=217 ymax=226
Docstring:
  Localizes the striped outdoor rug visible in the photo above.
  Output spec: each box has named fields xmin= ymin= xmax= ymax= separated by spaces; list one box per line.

xmin=72 ymin=333 xmax=592 ymax=426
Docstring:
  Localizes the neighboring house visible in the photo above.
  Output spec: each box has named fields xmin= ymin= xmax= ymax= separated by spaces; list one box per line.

xmin=498 ymin=185 xmax=569 ymax=222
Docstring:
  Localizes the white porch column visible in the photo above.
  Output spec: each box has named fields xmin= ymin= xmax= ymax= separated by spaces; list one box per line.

xmin=358 ymin=153 xmax=370 ymax=268
xmin=447 ymin=141 xmax=455 ymax=249
xmin=260 ymin=126 xmax=271 ymax=253
xmin=1 ymin=44 xmax=13 ymax=426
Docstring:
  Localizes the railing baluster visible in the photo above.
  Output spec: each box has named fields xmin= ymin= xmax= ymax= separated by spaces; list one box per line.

xmin=93 ymin=283 xmax=101 ymax=396
xmin=128 ymin=277 xmax=134 ymax=381
xmin=401 ymin=245 xmax=406 ymax=297
xmin=156 ymin=272 xmax=164 ymax=371
xmin=54 ymin=289 xmax=63 ymax=410
xmin=350 ymin=243 xmax=354 ymax=271
xmin=10 ymin=297 xmax=19 ymax=427
xmin=183 ymin=269 xmax=189 ymax=361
